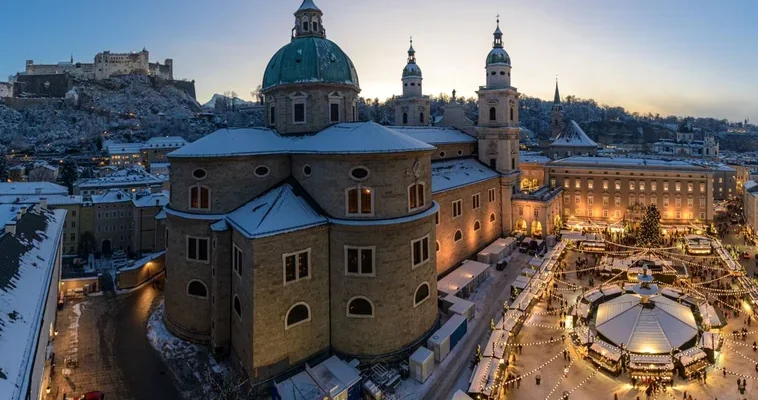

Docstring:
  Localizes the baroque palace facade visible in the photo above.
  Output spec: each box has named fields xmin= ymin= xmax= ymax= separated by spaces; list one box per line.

xmin=162 ymin=0 xmax=713 ymax=383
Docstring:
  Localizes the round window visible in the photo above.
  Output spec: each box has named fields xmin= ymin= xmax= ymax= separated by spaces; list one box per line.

xmin=439 ymin=151 xmax=446 ymax=158
xmin=192 ymin=169 xmax=207 ymax=180
xmin=303 ymin=165 xmax=312 ymax=177
xmin=410 ymin=83 xmax=416 ymax=86
xmin=457 ymin=149 xmax=463 ymax=156
xmin=500 ymin=71 xmax=506 ymax=75
xmin=350 ymin=166 xmax=370 ymax=181
xmin=491 ymin=71 xmax=496 ymax=76
xmin=254 ymin=165 xmax=270 ymax=177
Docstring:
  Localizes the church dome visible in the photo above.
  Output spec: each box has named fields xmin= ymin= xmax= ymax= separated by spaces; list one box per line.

xmin=403 ymin=62 xmax=422 ymax=78
xmin=262 ymin=36 xmax=360 ymax=91
xmin=487 ymin=47 xmax=511 ymax=66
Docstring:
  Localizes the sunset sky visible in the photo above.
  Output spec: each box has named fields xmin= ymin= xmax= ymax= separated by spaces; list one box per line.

xmin=1 ymin=0 xmax=756 ymax=121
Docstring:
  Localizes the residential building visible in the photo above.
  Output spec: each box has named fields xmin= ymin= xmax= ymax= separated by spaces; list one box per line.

xmin=92 ymin=190 xmax=133 ymax=254
xmin=744 ymin=181 xmax=758 ymax=236
xmin=0 ymin=202 xmax=65 ymax=400
xmin=132 ymin=190 xmax=169 ymax=255
xmin=74 ymin=165 xmax=165 ymax=195
xmin=27 ymin=161 xmax=59 ymax=183
xmin=108 ymin=143 xmax=143 ymax=167
xmin=142 ymin=136 xmax=187 ymax=166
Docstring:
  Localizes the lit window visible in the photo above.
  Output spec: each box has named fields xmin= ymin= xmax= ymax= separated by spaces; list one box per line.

xmin=588 ymin=180 xmax=594 ymax=190
xmin=651 ymin=182 xmax=657 ymax=191
xmin=564 ymin=179 xmax=570 ymax=189
xmin=346 ymin=187 xmax=373 ymax=216
xmin=615 ymin=181 xmax=621 ymax=190
xmin=345 ymin=246 xmax=374 ymax=276
xmin=186 ymin=236 xmax=210 ymax=262
xmin=283 ymin=249 xmax=310 ymax=284
xmin=700 ymin=183 xmax=705 ymax=192
xmin=189 ymin=185 xmax=210 ymax=210
xmin=408 ymin=183 xmax=425 ymax=211
xmin=285 ymin=303 xmax=311 ymax=329
xmin=452 ymin=199 xmax=463 ymax=218
xmin=575 ymin=179 xmax=581 ymax=189
xmin=587 ymin=195 xmax=593 ymax=205
xmin=411 ymin=236 xmax=430 ymax=268
xmin=688 ymin=182 xmax=693 ymax=192
xmin=575 ymin=195 xmax=581 ymax=204
xmin=629 ymin=181 xmax=635 ymax=191
xmin=675 ymin=182 xmax=681 ymax=192
xmin=639 ymin=181 xmax=645 ymax=191
xmin=664 ymin=182 xmax=669 ymax=191
xmin=602 ymin=209 xmax=608 ymax=218
xmin=603 ymin=180 xmax=609 ymax=190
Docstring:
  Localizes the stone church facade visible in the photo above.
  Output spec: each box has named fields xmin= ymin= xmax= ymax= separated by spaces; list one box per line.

xmin=163 ymin=0 xmax=561 ymax=383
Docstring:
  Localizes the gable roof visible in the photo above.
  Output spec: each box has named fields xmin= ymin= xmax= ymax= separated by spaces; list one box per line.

xmin=388 ymin=126 xmax=476 ymax=145
xmin=551 ymin=120 xmax=598 ymax=148
xmin=225 ymin=182 xmax=327 ymax=239
xmin=432 ymin=158 xmax=500 ymax=193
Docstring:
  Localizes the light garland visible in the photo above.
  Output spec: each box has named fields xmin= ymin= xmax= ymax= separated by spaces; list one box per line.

xmin=544 ymin=358 xmax=574 ymax=400
xmin=500 ymin=349 xmax=564 ymax=386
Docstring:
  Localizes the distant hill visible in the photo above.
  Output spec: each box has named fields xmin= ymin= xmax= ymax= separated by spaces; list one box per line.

xmin=202 ymin=94 xmax=256 ymax=110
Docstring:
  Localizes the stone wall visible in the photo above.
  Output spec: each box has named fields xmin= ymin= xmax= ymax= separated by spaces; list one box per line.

xmin=433 ymin=178 xmax=502 ymax=275
xmin=116 ymin=252 xmax=165 ymax=289
xmin=329 ymin=213 xmax=437 ymax=357
xmin=264 ymin=84 xmax=360 ymax=135
xmin=13 ymin=74 xmax=73 ymax=98
xmin=431 ymin=143 xmax=476 ymax=161
xmin=292 ymin=152 xmax=432 ymax=219
xmin=169 ymin=155 xmax=291 ymax=214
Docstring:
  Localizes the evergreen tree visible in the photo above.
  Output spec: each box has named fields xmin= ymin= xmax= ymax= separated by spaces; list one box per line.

xmin=637 ymin=205 xmax=663 ymax=247
xmin=60 ymin=159 xmax=79 ymax=195
xmin=0 ymin=154 xmax=7 ymax=182
xmin=95 ymin=135 xmax=104 ymax=151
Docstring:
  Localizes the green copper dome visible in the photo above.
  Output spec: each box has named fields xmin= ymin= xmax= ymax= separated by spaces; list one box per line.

xmin=262 ymin=37 xmax=359 ymax=91
xmin=487 ymin=47 xmax=511 ymax=66
xmin=403 ymin=63 xmax=422 ymax=78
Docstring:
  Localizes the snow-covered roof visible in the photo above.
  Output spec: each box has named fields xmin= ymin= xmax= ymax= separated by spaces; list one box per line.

xmin=0 ymin=207 xmax=65 ymax=400
xmin=438 ymin=260 xmax=490 ymax=297
xmin=595 ymin=294 xmax=698 ymax=353
xmin=519 ymin=151 xmax=550 ymax=164
xmin=75 ymin=166 xmax=164 ymax=189
xmin=91 ymin=189 xmax=131 ymax=204
xmin=308 ymin=356 xmax=360 ymax=396
xmin=225 ymin=183 xmax=327 ymax=239
xmin=132 ymin=191 xmax=169 ymax=208
xmin=0 ymin=194 xmax=82 ymax=206
xmin=0 ymin=182 xmax=68 ymax=196
xmin=108 ymin=143 xmax=143 ymax=155
xmin=388 ymin=126 xmax=476 ymax=145
xmin=150 ymin=162 xmax=170 ymax=169
xmin=168 ymin=122 xmax=434 ymax=159
xmin=144 ymin=136 xmax=187 ymax=149
xmin=432 ymin=158 xmax=499 ymax=193
xmin=548 ymin=156 xmax=709 ymax=172
xmin=551 ymin=120 xmax=598 ymax=148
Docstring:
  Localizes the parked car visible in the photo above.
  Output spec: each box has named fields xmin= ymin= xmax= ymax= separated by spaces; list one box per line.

xmin=77 ymin=392 xmax=105 ymax=400
xmin=496 ymin=260 xmax=508 ymax=271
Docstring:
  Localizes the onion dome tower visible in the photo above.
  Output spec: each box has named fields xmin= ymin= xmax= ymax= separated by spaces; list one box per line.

xmin=262 ymin=0 xmax=361 ymax=135
xmin=395 ymin=37 xmax=431 ymax=126
xmin=485 ymin=16 xmax=512 ymax=89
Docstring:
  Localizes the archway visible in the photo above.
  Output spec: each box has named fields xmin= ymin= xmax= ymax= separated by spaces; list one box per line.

xmin=515 ymin=219 xmax=527 ymax=233
xmin=531 ymin=221 xmax=543 ymax=237
xmin=101 ymin=239 xmax=112 ymax=255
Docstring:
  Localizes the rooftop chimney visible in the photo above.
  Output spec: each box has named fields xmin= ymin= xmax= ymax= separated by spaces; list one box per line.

xmin=4 ymin=222 xmax=16 ymax=236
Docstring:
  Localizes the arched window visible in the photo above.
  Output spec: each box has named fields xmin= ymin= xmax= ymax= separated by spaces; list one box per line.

xmin=302 ymin=20 xmax=309 ymax=31
xmin=474 ymin=220 xmax=481 ymax=231
xmin=187 ymin=280 xmax=208 ymax=298
xmin=285 ymin=302 xmax=311 ymax=329
xmin=436 ymin=241 xmax=440 ymax=252
xmin=347 ymin=297 xmax=374 ymax=318
xmin=510 ymin=107 xmax=514 ymax=121
xmin=414 ymin=282 xmax=430 ymax=307
xmin=233 ymin=295 xmax=241 ymax=318
xmin=312 ymin=21 xmax=318 ymax=32
xmin=189 ymin=185 xmax=210 ymax=210
xmin=403 ymin=112 xmax=408 ymax=124
xmin=489 ymin=107 xmax=496 ymax=121
xmin=419 ymin=112 xmax=425 ymax=124
xmin=454 ymin=230 xmax=462 ymax=242
xmin=489 ymin=213 xmax=496 ymax=222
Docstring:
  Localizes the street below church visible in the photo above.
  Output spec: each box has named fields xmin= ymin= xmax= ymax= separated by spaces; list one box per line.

xmin=48 ymin=282 xmax=180 ymax=400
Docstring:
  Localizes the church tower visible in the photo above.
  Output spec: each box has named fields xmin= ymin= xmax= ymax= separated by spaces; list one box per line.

xmin=551 ymin=79 xmax=563 ymax=139
xmin=394 ymin=38 xmax=431 ymax=126
xmin=475 ymin=16 xmax=521 ymax=235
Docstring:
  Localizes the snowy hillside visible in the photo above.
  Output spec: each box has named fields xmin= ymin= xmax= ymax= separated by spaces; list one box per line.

xmin=202 ymin=93 xmax=256 ymax=110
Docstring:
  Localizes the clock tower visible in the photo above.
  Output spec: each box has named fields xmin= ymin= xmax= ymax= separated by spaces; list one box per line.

xmin=476 ymin=16 xmax=521 ymax=235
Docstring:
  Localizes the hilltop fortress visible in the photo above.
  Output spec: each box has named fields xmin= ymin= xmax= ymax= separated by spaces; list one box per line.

xmin=23 ymin=48 xmax=173 ymax=81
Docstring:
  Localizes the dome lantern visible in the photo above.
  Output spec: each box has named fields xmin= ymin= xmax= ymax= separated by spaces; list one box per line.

xmin=485 ymin=15 xmax=512 ymax=89
xmin=401 ymin=37 xmax=423 ymax=98
xmin=293 ymin=0 xmax=325 ymax=39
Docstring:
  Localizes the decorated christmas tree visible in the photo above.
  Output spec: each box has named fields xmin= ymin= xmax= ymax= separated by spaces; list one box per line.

xmin=637 ymin=205 xmax=663 ymax=247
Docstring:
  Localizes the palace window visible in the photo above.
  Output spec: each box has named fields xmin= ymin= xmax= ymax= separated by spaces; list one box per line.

xmin=588 ymin=180 xmax=594 ymax=190
xmin=587 ymin=195 xmax=594 ymax=205
xmin=614 ymin=210 xmax=621 ymax=218
xmin=403 ymin=113 xmax=408 ymax=124
xmin=615 ymin=180 xmax=621 ymax=190
xmin=269 ymin=105 xmax=275 ymax=125
xmin=347 ymin=297 xmax=374 ymax=318
xmin=490 ymin=213 xmax=496 ymax=223
xmin=688 ymin=198 xmax=694 ymax=208
xmin=602 ymin=195 xmax=609 ymax=206
xmin=675 ymin=198 xmax=682 ymax=207
xmin=518 ymin=206 xmax=524 ymax=216
xmin=346 ymin=246 xmax=374 ymax=276
xmin=454 ymin=230 xmax=463 ymax=243
xmin=293 ymin=102 xmax=306 ymax=123
xmin=639 ymin=181 xmax=645 ymax=191
xmin=575 ymin=179 xmax=581 ymax=189
xmin=285 ymin=303 xmax=311 ymax=329
xmin=603 ymin=180 xmax=609 ymax=190
xmin=564 ymin=179 xmax=570 ymax=189
xmin=575 ymin=195 xmax=581 ymax=204
xmin=474 ymin=220 xmax=481 ymax=231
xmin=603 ymin=209 xmax=608 ymax=218
xmin=675 ymin=182 xmax=681 ymax=192
xmin=629 ymin=181 xmax=635 ymax=191
xmin=411 ymin=236 xmax=430 ymax=268
xmin=700 ymin=183 xmax=705 ymax=192
xmin=614 ymin=196 xmax=621 ymax=206
xmin=663 ymin=196 xmax=670 ymax=207
xmin=330 ymin=103 xmax=340 ymax=123
xmin=688 ymin=182 xmax=693 ymax=192
xmin=189 ymin=185 xmax=210 ymax=210
xmin=186 ymin=236 xmax=210 ymax=263
xmin=472 ymin=193 xmax=481 ymax=210
xmin=452 ymin=199 xmax=463 ymax=218
xmin=408 ymin=182 xmax=426 ymax=211
xmin=488 ymin=188 xmax=496 ymax=202
xmin=283 ymin=249 xmax=310 ymax=284
xmin=700 ymin=196 xmax=706 ymax=208
xmin=489 ymin=107 xmax=496 ymax=121
xmin=420 ymin=112 xmax=425 ymax=124
xmin=346 ymin=186 xmax=373 ymax=216
xmin=651 ymin=182 xmax=657 ymax=191
xmin=414 ymin=282 xmax=431 ymax=307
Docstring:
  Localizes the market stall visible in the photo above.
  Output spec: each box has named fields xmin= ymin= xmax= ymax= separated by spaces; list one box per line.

xmin=629 ymin=354 xmax=675 ymax=382
xmin=588 ymin=340 xmax=622 ymax=374
xmin=674 ymin=348 xmax=709 ymax=379
xmin=468 ymin=356 xmax=505 ymax=400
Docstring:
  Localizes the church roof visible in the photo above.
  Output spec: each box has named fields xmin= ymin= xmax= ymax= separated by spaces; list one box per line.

xmin=551 ymin=120 xmax=598 ymax=148
xmin=432 ymin=158 xmax=499 ymax=193
xmin=168 ymin=122 xmax=434 ymax=159
xmin=297 ymin=0 xmax=320 ymax=12
xmin=389 ymin=126 xmax=476 ymax=145
xmin=553 ymin=81 xmax=561 ymax=104
xmin=226 ymin=182 xmax=327 ymax=239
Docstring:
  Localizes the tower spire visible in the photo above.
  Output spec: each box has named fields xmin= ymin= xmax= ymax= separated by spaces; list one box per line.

xmin=493 ymin=14 xmax=503 ymax=48
xmin=407 ymin=36 xmax=416 ymax=64
xmin=554 ymin=77 xmax=561 ymax=104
